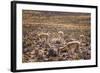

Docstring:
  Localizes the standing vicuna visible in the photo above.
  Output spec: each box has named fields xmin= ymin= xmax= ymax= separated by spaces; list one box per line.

xmin=50 ymin=31 xmax=65 ymax=46
xmin=66 ymin=40 xmax=80 ymax=54
xmin=48 ymin=31 xmax=66 ymax=57
xmin=62 ymin=34 xmax=86 ymax=54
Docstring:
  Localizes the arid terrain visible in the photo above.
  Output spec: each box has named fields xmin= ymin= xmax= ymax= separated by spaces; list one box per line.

xmin=22 ymin=10 xmax=91 ymax=63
